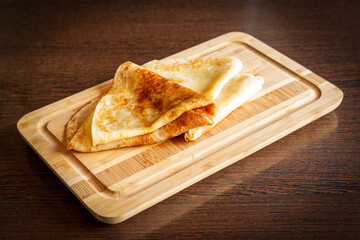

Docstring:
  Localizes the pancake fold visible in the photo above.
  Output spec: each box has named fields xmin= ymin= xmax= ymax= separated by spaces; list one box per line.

xmin=67 ymin=61 xmax=216 ymax=152
xmin=67 ymin=57 xmax=264 ymax=152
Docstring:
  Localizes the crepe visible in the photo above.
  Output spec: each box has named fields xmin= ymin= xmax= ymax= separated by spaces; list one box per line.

xmin=67 ymin=57 xmax=263 ymax=152
xmin=67 ymin=62 xmax=216 ymax=152
xmin=144 ymin=58 xmax=263 ymax=141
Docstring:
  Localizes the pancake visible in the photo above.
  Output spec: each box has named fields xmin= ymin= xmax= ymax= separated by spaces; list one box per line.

xmin=67 ymin=61 xmax=216 ymax=152
xmin=67 ymin=58 xmax=263 ymax=152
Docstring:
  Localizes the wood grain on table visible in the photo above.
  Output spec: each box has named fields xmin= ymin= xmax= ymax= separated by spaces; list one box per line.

xmin=1 ymin=0 xmax=359 ymax=238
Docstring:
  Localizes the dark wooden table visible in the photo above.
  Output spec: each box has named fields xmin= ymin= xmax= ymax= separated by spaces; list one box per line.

xmin=1 ymin=0 xmax=359 ymax=238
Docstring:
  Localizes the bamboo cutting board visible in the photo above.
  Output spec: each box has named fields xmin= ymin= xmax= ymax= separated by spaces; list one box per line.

xmin=17 ymin=32 xmax=343 ymax=224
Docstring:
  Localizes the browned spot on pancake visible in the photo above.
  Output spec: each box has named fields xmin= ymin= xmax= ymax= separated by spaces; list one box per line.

xmin=172 ymin=83 xmax=180 ymax=89
xmin=137 ymin=88 xmax=151 ymax=103
xmin=152 ymin=100 xmax=163 ymax=111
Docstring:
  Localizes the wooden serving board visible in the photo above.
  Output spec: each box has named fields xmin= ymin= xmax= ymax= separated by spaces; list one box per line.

xmin=17 ymin=32 xmax=343 ymax=224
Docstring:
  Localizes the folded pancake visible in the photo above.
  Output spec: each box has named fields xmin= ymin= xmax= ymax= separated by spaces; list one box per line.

xmin=143 ymin=57 xmax=242 ymax=99
xmin=67 ymin=101 xmax=215 ymax=152
xmin=184 ymin=74 xmax=264 ymax=141
xmin=67 ymin=61 xmax=216 ymax=152
xmin=67 ymin=58 xmax=263 ymax=152
xmin=143 ymin=58 xmax=263 ymax=141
